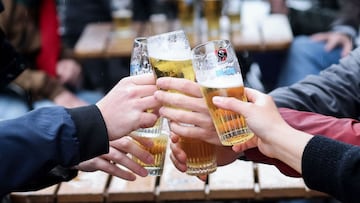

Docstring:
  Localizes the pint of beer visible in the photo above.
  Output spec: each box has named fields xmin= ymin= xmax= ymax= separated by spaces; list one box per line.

xmin=130 ymin=37 xmax=168 ymax=176
xmin=111 ymin=0 xmax=133 ymax=37
xmin=202 ymin=0 xmax=222 ymax=38
xmin=147 ymin=30 xmax=217 ymax=175
xmin=192 ymin=39 xmax=254 ymax=146
xmin=177 ymin=0 xmax=195 ymax=33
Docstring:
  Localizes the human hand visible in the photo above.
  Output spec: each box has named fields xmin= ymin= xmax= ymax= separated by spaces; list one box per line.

xmin=154 ymin=77 xmax=220 ymax=145
xmin=75 ymin=136 xmax=154 ymax=180
xmin=96 ymin=74 xmax=161 ymax=141
xmin=311 ymin=31 xmax=353 ymax=57
xmin=154 ymin=77 xmax=247 ymax=172
xmin=56 ymin=59 xmax=82 ymax=88
xmin=212 ymin=88 xmax=312 ymax=173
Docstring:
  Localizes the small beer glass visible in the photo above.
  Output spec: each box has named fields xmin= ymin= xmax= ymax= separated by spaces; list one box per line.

xmin=192 ymin=39 xmax=254 ymax=146
xmin=147 ymin=30 xmax=217 ymax=176
xmin=129 ymin=37 xmax=168 ymax=176
xmin=111 ymin=0 xmax=133 ymax=37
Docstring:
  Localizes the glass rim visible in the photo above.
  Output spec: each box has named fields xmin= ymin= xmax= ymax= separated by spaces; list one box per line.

xmin=147 ymin=30 xmax=186 ymax=41
xmin=192 ymin=39 xmax=231 ymax=52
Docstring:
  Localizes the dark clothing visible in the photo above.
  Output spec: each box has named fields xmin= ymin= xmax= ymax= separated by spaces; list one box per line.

xmin=266 ymin=41 xmax=360 ymax=202
xmin=288 ymin=0 xmax=360 ymax=37
xmin=302 ymin=136 xmax=360 ymax=203
xmin=270 ymin=47 xmax=360 ymax=120
xmin=0 ymin=32 xmax=26 ymax=89
xmin=0 ymin=105 xmax=109 ymax=197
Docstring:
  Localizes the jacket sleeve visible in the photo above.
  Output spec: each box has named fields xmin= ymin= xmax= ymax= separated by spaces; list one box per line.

xmin=0 ymin=105 xmax=109 ymax=196
xmin=302 ymin=136 xmax=360 ymax=202
xmin=243 ymin=107 xmax=360 ymax=177
xmin=270 ymin=47 xmax=360 ymax=120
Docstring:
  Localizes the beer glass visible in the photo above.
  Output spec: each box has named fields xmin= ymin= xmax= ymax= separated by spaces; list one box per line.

xmin=129 ymin=37 xmax=168 ymax=176
xmin=224 ymin=0 xmax=243 ymax=31
xmin=177 ymin=0 xmax=195 ymax=33
xmin=202 ymin=0 xmax=222 ymax=38
xmin=147 ymin=30 xmax=217 ymax=176
xmin=192 ymin=39 xmax=254 ymax=146
xmin=111 ymin=0 xmax=133 ymax=37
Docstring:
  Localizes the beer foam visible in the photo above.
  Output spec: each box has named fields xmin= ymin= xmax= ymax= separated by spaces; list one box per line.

xmin=149 ymin=47 xmax=191 ymax=61
xmin=198 ymin=74 xmax=243 ymax=88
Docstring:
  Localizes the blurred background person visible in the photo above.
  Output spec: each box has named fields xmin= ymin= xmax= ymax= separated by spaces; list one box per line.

xmin=250 ymin=0 xmax=360 ymax=92
xmin=0 ymin=0 xmax=103 ymax=120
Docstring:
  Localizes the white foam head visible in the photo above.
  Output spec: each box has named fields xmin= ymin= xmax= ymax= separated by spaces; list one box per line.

xmin=198 ymin=73 xmax=243 ymax=88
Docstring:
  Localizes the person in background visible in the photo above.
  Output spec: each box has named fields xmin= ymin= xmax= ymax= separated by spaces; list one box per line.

xmin=0 ymin=0 xmax=104 ymax=120
xmin=0 ymin=19 xmax=161 ymax=197
xmin=252 ymin=0 xmax=360 ymax=92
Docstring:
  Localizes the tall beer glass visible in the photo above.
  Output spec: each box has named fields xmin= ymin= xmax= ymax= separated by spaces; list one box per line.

xmin=202 ymin=0 xmax=222 ymax=38
xmin=192 ymin=39 xmax=254 ymax=146
xmin=129 ymin=37 xmax=168 ymax=176
xmin=147 ymin=30 xmax=217 ymax=176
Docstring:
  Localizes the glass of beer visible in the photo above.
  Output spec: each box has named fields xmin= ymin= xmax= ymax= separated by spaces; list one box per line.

xmin=202 ymin=0 xmax=222 ymax=38
xmin=223 ymin=0 xmax=243 ymax=31
xmin=111 ymin=0 xmax=133 ymax=37
xmin=129 ymin=37 xmax=168 ymax=176
xmin=147 ymin=30 xmax=217 ymax=176
xmin=192 ymin=39 xmax=254 ymax=146
xmin=177 ymin=0 xmax=195 ymax=33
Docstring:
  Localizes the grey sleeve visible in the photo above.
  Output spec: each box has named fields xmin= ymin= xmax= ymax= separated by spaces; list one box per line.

xmin=270 ymin=47 xmax=360 ymax=119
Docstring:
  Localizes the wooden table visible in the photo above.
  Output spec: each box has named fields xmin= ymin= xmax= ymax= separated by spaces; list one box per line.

xmin=11 ymin=156 xmax=328 ymax=203
xmin=73 ymin=14 xmax=293 ymax=59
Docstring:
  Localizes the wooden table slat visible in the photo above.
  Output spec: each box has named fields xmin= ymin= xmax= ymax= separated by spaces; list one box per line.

xmin=56 ymin=171 xmax=109 ymax=203
xmin=208 ymin=160 xmax=256 ymax=199
xmin=107 ymin=175 xmax=157 ymax=202
xmin=74 ymin=23 xmax=112 ymax=58
xmin=10 ymin=185 xmax=58 ymax=203
xmin=256 ymin=163 xmax=308 ymax=198
xmin=157 ymin=152 xmax=206 ymax=201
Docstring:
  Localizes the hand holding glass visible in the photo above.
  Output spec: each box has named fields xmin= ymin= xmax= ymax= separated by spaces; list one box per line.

xmin=192 ymin=39 xmax=254 ymax=146
xmin=147 ymin=30 xmax=217 ymax=176
xmin=129 ymin=37 xmax=168 ymax=176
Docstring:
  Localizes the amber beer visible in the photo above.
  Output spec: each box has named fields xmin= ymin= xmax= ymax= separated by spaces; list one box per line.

xmin=132 ymin=127 xmax=168 ymax=176
xmin=130 ymin=37 xmax=168 ymax=176
xmin=147 ymin=30 xmax=217 ymax=175
xmin=112 ymin=9 xmax=132 ymax=35
xmin=203 ymin=0 xmax=222 ymax=37
xmin=199 ymin=75 xmax=254 ymax=145
xmin=149 ymin=56 xmax=217 ymax=175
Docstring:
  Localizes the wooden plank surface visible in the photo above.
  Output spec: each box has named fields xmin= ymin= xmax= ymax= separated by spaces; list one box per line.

xmin=107 ymin=175 xmax=157 ymax=202
xmin=10 ymin=185 xmax=58 ymax=203
xmin=208 ymin=160 xmax=256 ymax=199
xmin=74 ymin=23 xmax=112 ymax=58
xmin=157 ymin=153 xmax=206 ymax=201
xmin=74 ymin=15 xmax=293 ymax=58
xmin=256 ymin=163 xmax=308 ymax=198
xmin=56 ymin=171 xmax=109 ymax=203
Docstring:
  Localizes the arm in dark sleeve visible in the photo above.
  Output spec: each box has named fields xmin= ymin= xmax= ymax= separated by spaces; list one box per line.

xmin=0 ymin=105 xmax=108 ymax=196
xmin=270 ymin=47 xmax=360 ymax=119
xmin=243 ymin=108 xmax=360 ymax=177
xmin=302 ymin=136 xmax=360 ymax=202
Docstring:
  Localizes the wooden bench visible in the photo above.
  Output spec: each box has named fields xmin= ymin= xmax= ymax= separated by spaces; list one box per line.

xmin=11 ymin=156 xmax=328 ymax=203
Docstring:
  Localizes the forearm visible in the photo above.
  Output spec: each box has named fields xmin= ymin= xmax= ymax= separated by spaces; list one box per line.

xmin=269 ymin=127 xmax=312 ymax=173
xmin=0 ymin=105 xmax=108 ymax=196
xmin=270 ymin=48 xmax=360 ymax=119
